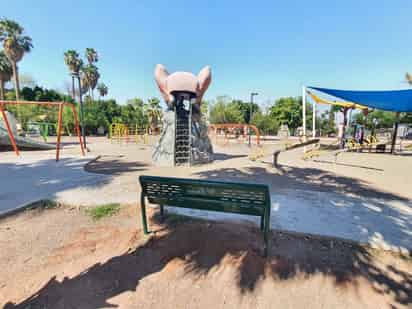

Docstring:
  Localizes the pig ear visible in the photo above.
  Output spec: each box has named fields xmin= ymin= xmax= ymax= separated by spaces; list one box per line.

xmin=154 ymin=64 xmax=171 ymax=102
xmin=197 ymin=66 xmax=211 ymax=102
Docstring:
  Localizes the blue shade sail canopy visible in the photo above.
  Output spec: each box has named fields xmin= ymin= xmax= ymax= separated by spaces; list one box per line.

xmin=308 ymin=87 xmax=412 ymax=112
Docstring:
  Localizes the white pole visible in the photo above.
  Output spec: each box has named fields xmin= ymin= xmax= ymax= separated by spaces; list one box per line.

xmin=312 ymin=99 xmax=316 ymax=138
xmin=302 ymin=86 xmax=306 ymax=141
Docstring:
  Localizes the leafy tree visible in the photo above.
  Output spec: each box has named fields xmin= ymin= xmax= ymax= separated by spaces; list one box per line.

xmin=0 ymin=19 xmax=33 ymax=100
xmin=83 ymin=100 xmax=110 ymax=134
xmin=401 ymin=112 xmax=412 ymax=124
xmin=99 ymin=99 xmax=121 ymax=124
xmin=318 ymin=110 xmax=336 ymax=136
xmin=229 ymin=100 xmax=260 ymax=123
xmin=124 ymin=98 xmax=147 ymax=126
xmin=209 ymin=97 xmax=244 ymax=124
xmin=3 ymin=82 xmax=160 ymax=135
xmin=269 ymin=96 xmax=313 ymax=134
xmin=251 ymin=111 xmax=279 ymax=135
xmin=0 ymin=50 xmax=12 ymax=100
xmin=354 ymin=110 xmax=397 ymax=129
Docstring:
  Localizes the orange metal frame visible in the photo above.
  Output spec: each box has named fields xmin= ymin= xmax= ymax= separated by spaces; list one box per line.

xmin=0 ymin=100 xmax=85 ymax=161
xmin=208 ymin=123 xmax=261 ymax=145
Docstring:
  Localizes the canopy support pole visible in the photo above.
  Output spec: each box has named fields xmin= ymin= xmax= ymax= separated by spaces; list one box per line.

xmin=391 ymin=112 xmax=400 ymax=154
xmin=302 ymin=86 xmax=307 ymax=152
xmin=56 ymin=103 xmax=63 ymax=161
xmin=312 ymin=98 xmax=316 ymax=138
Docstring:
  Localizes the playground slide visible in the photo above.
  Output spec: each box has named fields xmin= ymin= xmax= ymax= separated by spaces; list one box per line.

xmin=0 ymin=113 xmax=55 ymax=150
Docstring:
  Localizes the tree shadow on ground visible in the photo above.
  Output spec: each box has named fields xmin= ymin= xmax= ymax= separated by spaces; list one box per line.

xmin=84 ymin=155 xmax=148 ymax=176
xmin=312 ymin=159 xmax=384 ymax=171
xmin=4 ymin=211 xmax=411 ymax=308
xmin=193 ymin=165 xmax=409 ymax=201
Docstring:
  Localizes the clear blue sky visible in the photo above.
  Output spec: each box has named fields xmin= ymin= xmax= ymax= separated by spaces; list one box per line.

xmin=3 ymin=0 xmax=412 ymax=107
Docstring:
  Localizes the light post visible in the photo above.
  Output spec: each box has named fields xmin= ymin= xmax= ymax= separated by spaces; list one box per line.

xmin=372 ymin=117 xmax=378 ymax=136
xmin=249 ymin=92 xmax=258 ymax=146
xmin=74 ymin=73 xmax=87 ymax=149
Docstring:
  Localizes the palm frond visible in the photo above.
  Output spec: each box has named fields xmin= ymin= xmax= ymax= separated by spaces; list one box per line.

xmin=405 ymin=72 xmax=412 ymax=85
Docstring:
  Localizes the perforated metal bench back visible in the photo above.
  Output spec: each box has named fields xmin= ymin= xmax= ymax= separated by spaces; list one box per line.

xmin=139 ymin=175 xmax=270 ymax=216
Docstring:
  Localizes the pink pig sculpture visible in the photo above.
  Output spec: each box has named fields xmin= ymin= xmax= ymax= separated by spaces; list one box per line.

xmin=152 ymin=64 xmax=213 ymax=166
xmin=154 ymin=64 xmax=211 ymax=115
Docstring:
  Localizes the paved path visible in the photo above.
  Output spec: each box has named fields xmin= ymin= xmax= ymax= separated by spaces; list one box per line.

xmin=0 ymin=152 xmax=108 ymax=215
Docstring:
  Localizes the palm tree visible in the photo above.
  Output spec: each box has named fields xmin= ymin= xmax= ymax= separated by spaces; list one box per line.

xmin=0 ymin=19 xmax=33 ymax=101
xmin=145 ymin=97 xmax=162 ymax=133
xmin=81 ymin=64 xmax=100 ymax=100
xmin=85 ymin=48 xmax=98 ymax=64
xmin=96 ymin=82 xmax=108 ymax=100
xmin=80 ymin=73 xmax=89 ymax=96
xmin=64 ymin=50 xmax=83 ymax=75
xmin=64 ymin=50 xmax=83 ymax=98
xmin=0 ymin=50 xmax=13 ymax=100
xmin=405 ymin=73 xmax=412 ymax=86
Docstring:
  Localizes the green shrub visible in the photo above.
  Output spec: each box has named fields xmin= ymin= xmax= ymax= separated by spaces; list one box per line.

xmin=86 ymin=203 xmax=120 ymax=220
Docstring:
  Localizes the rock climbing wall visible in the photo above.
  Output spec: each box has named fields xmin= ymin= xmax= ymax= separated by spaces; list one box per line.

xmin=152 ymin=110 xmax=213 ymax=166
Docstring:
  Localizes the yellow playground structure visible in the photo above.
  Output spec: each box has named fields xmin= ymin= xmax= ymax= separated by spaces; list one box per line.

xmin=109 ymin=123 xmax=153 ymax=144
xmin=301 ymin=90 xmax=385 ymax=161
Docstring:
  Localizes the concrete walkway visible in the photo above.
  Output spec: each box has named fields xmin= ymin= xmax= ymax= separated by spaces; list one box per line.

xmin=0 ymin=152 xmax=109 ymax=214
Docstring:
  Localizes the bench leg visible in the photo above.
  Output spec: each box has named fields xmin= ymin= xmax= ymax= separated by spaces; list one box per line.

xmin=160 ymin=204 xmax=164 ymax=222
xmin=263 ymin=208 xmax=270 ymax=257
xmin=140 ymin=194 xmax=149 ymax=234
xmin=260 ymin=215 xmax=264 ymax=231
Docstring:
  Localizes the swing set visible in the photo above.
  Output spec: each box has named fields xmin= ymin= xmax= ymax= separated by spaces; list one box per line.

xmin=0 ymin=100 xmax=85 ymax=161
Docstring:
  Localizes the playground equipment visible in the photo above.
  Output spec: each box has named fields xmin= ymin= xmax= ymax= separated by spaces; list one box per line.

xmin=1 ymin=112 xmax=55 ymax=150
xmin=27 ymin=122 xmax=57 ymax=142
xmin=273 ymin=139 xmax=320 ymax=167
xmin=208 ymin=123 xmax=261 ymax=146
xmin=109 ymin=123 xmax=150 ymax=144
xmin=152 ymin=64 xmax=213 ymax=166
xmin=303 ymin=86 xmax=412 ymax=154
xmin=0 ymin=100 xmax=84 ymax=161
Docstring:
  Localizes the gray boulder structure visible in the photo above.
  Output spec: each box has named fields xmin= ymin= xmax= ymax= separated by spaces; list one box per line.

xmin=152 ymin=64 xmax=214 ymax=166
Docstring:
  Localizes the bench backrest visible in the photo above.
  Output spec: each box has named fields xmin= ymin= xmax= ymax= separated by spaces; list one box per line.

xmin=139 ymin=175 xmax=270 ymax=217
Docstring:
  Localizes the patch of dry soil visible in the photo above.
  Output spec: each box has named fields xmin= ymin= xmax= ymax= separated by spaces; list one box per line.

xmin=0 ymin=204 xmax=410 ymax=309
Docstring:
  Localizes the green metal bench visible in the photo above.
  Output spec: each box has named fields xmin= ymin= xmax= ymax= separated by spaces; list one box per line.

xmin=139 ymin=175 xmax=271 ymax=256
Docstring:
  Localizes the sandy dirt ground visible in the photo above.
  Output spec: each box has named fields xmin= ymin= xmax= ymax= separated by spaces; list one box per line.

xmin=0 ymin=204 xmax=411 ymax=309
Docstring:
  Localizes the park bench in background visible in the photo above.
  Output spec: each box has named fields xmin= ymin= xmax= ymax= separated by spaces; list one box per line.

xmin=139 ymin=175 xmax=271 ymax=256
